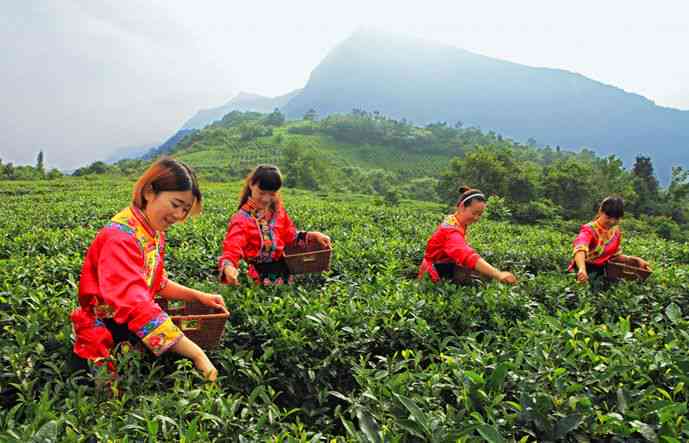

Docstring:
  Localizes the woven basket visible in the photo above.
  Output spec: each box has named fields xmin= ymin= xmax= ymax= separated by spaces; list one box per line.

xmin=284 ymin=243 xmax=332 ymax=274
xmin=452 ymin=265 xmax=486 ymax=285
xmin=606 ymin=255 xmax=652 ymax=282
xmin=156 ymin=298 xmax=229 ymax=350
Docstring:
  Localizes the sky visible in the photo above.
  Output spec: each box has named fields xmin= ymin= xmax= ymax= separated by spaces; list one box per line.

xmin=1 ymin=0 xmax=688 ymax=171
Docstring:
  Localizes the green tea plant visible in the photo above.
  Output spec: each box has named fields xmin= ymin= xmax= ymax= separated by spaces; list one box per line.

xmin=0 ymin=177 xmax=687 ymax=441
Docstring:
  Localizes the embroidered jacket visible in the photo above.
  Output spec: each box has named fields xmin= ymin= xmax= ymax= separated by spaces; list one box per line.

xmin=418 ymin=214 xmax=481 ymax=282
xmin=568 ymin=220 xmax=622 ymax=271
xmin=71 ymin=206 xmax=183 ymax=360
xmin=218 ymin=199 xmax=303 ymax=283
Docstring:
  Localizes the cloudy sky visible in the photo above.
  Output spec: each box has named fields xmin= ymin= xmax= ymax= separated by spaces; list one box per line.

xmin=1 ymin=0 xmax=687 ymax=170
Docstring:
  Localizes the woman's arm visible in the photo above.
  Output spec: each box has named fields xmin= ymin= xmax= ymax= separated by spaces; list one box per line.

xmin=574 ymin=250 xmax=588 ymax=283
xmin=159 ymin=280 xmax=227 ymax=313
xmin=219 ymin=215 xmax=247 ymax=285
xmin=442 ymin=230 xmax=517 ymax=284
xmin=474 ymin=258 xmax=517 ymax=284
xmin=281 ymin=207 xmax=331 ymax=249
xmin=572 ymin=225 xmax=593 ymax=283
xmin=170 ymin=336 xmax=217 ymax=381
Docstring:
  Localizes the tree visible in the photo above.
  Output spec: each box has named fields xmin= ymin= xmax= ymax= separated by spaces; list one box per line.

xmin=505 ymin=161 xmax=540 ymax=203
xmin=542 ymin=158 xmax=596 ymax=219
xmin=13 ymin=165 xmax=42 ymax=180
xmin=446 ymin=147 xmax=510 ymax=199
xmin=591 ymin=155 xmax=637 ymax=208
xmin=436 ymin=147 xmax=513 ymax=205
xmin=264 ymin=108 xmax=285 ymax=126
xmin=667 ymin=166 xmax=689 ymax=202
xmin=436 ymin=158 xmax=465 ymax=204
xmin=663 ymin=166 xmax=689 ymax=223
xmin=303 ymin=108 xmax=318 ymax=121
xmin=630 ymin=155 xmax=659 ymax=215
xmin=2 ymin=161 xmax=15 ymax=179
xmin=36 ymin=150 xmax=44 ymax=175
xmin=72 ymin=161 xmax=110 ymax=176
xmin=46 ymin=168 xmax=63 ymax=180
xmin=239 ymin=122 xmax=272 ymax=141
xmin=282 ymin=142 xmax=320 ymax=190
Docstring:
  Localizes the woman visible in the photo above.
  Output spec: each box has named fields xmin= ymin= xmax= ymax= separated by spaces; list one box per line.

xmin=418 ymin=186 xmax=517 ymax=284
xmin=70 ymin=158 xmax=226 ymax=381
xmin=219 ymin=164 xmax=331 ymax=286
xmin=570 ymin=195 xmax=650 ymax=283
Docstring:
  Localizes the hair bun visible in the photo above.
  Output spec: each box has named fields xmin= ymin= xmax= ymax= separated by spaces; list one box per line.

xmin=458 ymin=185 xmax=471 ymax=194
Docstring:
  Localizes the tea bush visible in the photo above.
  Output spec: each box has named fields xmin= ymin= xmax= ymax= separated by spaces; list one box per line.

xmin=0 ymin=178 xmax=687 ymax=441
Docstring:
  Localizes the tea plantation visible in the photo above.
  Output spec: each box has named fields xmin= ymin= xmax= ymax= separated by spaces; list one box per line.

xmin=1 ymin=178 xmax=689 ymax=442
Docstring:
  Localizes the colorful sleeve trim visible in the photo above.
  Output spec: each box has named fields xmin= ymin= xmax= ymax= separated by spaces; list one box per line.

xmin=137 ymin=312 xmax=183 ymax=356
xmin=572 ymin=245 xmax=589 ymax=256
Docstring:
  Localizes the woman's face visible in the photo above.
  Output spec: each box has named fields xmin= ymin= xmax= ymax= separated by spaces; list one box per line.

xmin=456 ymin=200 xmax=486 ymax=225
xmin=597 ymin=212 xmax=620 ymax=230
xmin=143 ymin=189 xmax=194 ymax=231
xmin=249 ymin=182 xmax=277 ymax=210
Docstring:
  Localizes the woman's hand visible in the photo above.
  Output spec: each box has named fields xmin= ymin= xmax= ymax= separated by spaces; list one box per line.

xmin=307 ymin=231 xmax=332 ymax=249
xmin=576 ymin=267 xmax=589 ymax=283
xmin=223 ymin=264 xmax=240 ymax=286
xmin=171 ymin=336 xmax=218 ymax=381
xmin=196 ymin=292 xmax=229 ymax=314
xmin=474 ymin=259 xmax=515 ymax=284
xmin=194 ymin=352 xmax=218 ymax=382
xmin=497 ymin=271 xmax=518 ymax=285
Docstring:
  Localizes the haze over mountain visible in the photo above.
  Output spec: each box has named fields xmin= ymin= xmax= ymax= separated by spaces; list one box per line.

xmin=283 ymin=30 xmax=689 ymax=181
xmin=103 ymin=146 xmax=150 ymax=164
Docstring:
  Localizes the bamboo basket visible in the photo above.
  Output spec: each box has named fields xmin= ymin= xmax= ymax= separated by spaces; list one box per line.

xmin=156 ymin=298 xmax=229 ymax=350
xmin=606 ymin=255 xmax=652 ymax=282
xmin=284 ymin=243 xmax=332 ymax=274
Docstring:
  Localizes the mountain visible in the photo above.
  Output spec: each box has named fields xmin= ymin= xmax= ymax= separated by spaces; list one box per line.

xmin=142 ymin=128 xmax=197 ymax=160
xmin=138 ymin=90 xmax=300 ymax=160
xmin=105 ymin=144 xmax=156 ymax=163
xmin=283 ymin=29 xmax=689 ymax=182
xmin=182 ymin=89 xmax=302 ymax=130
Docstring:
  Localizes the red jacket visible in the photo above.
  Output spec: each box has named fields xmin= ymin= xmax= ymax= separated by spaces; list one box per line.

xmin=418 ymin=214 xmax=481 ymax=282
xmin=568 ymin=220 xmax=622 ymax=271
xmin=218 ymin=199 xmax=302 ymax=283
xmin=71 ymin=206 xmax=183 ymax=360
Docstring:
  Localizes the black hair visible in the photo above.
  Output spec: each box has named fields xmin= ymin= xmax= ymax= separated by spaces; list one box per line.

xmin=600 ymin=196 xmax=624 ymax=218
xmin=238 ymin=164 xmax=283 ymax=209
xmin=456 ymin=185 xmax=486 ymax=208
